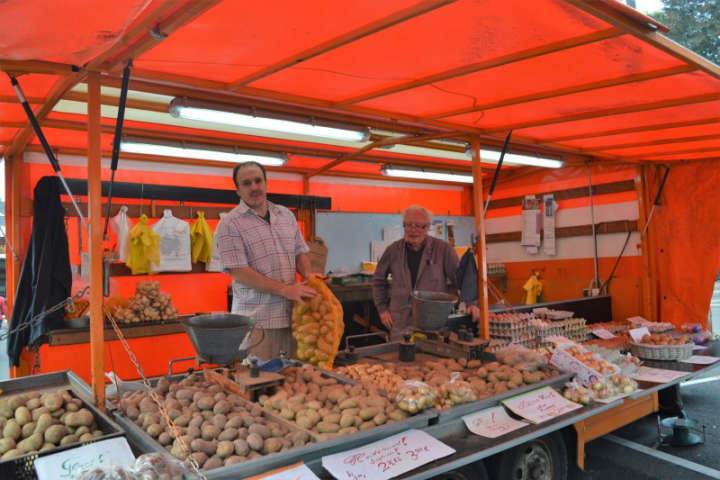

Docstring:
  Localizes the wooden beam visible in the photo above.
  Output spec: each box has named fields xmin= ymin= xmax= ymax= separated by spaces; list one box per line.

xmin=625 ymin=146 xmax=720 ymax=160
xmin=471 ymin=140 xmax=489 ymax=340
xmin=62 ymin=91 xmax=168 ymax=113
xmin=565 ymin=0 xmax=720 ymax=79
xmin=87 ymin=72 xmax=105 ymax=409
xmin=484 ymin=93 xmax=720 ymax=134
xmin=336 ymin=28 xmax=621 ymax=106
xmin=635 ymin=166 xmax=653 ymax=322
xmin=0 ymin=59 xmax=80 ymax=75
xmin=486 ymin=179 xmax=635 ymax=210
xmin=428 ymin=65 xmax=695 ymax=120
xmin=593 ymin=134 xmax=720 ymax=152
xmin=0 ymin=96 xmax=44 ymax=104
xmin=484 ymin=219 xmax=637 ymax=243
xmin=228 ymin=0 xmax=457 ymax=88
xmin=543 ymin=117 xmax=720 ymax=143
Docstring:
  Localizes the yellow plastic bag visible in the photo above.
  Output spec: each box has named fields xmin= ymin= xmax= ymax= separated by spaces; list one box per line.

xmin=190 ymin=211 xmax=213 ymax=264
xmin=291 ymin=276 xmax=344 ymax=369
xmin=126 ymin=214 xmax=161 ymax=275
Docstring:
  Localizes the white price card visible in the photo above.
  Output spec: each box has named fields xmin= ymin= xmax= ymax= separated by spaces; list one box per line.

xmin=631 ymin=366 xmax=690 ymax=383
xmin=321 ymin=429 xmax=455 ymax=480
xmin=462 ymin=406 xmax=529 ymax=438
xmin=245 ymin=462 xmax=320 ymax=480
xmin=546 ymin=336 xmax=574 ymax=346
xmin=693 ymin=345 xmax=709 ymax=352
xmin=502 ymin=387 xmax=582 ymax=424
xmin=34 ymin=437 xmax=135 ymax=480
xmin=679 ymin=355 xmax=720 ymax=365
xmin=591 ymin=328 xmax=616 ymax=340
xmin=629 ymin=327 xmax=650 ymax=343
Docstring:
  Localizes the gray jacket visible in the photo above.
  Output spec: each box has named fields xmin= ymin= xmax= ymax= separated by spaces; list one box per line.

xmin=372 ymin=237 xmax=459 ymax=340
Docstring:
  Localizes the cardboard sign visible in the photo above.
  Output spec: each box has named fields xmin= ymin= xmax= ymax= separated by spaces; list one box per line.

xmin=502 ymin=387 xmax=582 ymax=424
xmin=550 ymin=345 xmax=615 ymax=387
xmin=679 ymin=355 xmax=720 ymax=365
xmin=34 ymin=437 xmax=135 ymax=480
xmin=462 ymin=406 xmax=529 ymax=438
xmin=591 ymin=328 xmax=616 ymax=340
xmin=629 ymin=327 xmax=650 ymax=343
xmin=631 ymin=366 xmax=690 ymax=384
xmin=321 ymin=429 xmax=455 ymax=480
xmin=245 ymin=462 xmax=320 ymax=480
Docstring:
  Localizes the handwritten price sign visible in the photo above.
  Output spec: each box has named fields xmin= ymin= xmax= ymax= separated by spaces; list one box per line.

xmin=245 ymin=462 xmax=320 ymax=480
xmin=502 ymin=387 xmax=582 ymax=424
xmin=463 ymin=406 xmax=529 ymax=438
xmin=321 ymin=429 xmax=455 ymax=480
xmin=631 ymin=366 xmax=690 ymax=383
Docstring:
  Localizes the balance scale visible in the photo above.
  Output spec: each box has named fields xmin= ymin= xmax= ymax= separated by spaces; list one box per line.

xmin=171 ymin=313 xmax=285 ymax=400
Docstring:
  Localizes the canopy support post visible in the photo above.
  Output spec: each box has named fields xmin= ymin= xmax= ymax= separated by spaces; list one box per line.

xmin=471 ymin=140 xmax=490 ymax=339
xmin=87 ymin=72 xmax=105 ymax=409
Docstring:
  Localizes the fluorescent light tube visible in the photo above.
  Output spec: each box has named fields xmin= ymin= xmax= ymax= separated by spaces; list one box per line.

xmin=169 ymin=98 xmax=370 ymax=142
xmin=119 ymin=136 xmax=288 ymax=166
xmin=381 ymin=165 xmax=473 ymax=183
xmin=479 ymin=149 xmax=564 ymax=168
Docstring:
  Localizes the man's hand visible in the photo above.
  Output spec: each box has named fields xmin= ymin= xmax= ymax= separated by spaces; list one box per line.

xmin=467 ymin=304 xmax=481 ymax=322
xmin=380 ymin=311 xmax=393 ymax=330
xmin=282 ymin=283 xmax=317 ymax=302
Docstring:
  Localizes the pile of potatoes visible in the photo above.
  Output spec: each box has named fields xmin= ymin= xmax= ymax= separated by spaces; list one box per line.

xmin=0 ymin=389 xmax=104 ymax=460
xmin=260 ymin=364 xmax=408 ymax=439
xmin=110 ymin=374 xmax=311 ymax=471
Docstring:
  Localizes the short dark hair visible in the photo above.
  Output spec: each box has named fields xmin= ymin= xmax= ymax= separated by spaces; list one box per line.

xmin=233 ymin=161 xmax=267 ymax=188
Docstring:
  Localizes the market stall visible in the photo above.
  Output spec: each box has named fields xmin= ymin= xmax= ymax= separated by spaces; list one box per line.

xmin=1 ymin=0 xmax=720 ymax=478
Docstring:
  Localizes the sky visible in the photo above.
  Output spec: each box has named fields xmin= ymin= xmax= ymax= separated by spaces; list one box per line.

xmin=633 ymin=0 xmax=664 ymax=14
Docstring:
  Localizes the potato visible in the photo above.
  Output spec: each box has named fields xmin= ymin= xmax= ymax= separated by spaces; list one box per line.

xmin=8 ymin=395 xmax=27 ymax=411
xmin=158 ymin=432 xmax=173 ymax=446
xmin=248 ymin=424 xmax=270 ymax=439
xmin=204 ymin=456 xmax=224 ymax=470
xmin=189 ymin=451 xmax=208 ymax=467
xmin=263 ymin=437 xmax=283 ymax=454
xmin=40 ymin=393 xmax=62 ymax=412
xmin=339 ymin=426 xmax=359 ymax=435
xmin=339 ymin=414 xmax=355 ymax=428
xmin=359 ymin=421 xmax=375 ymax=431
xmin=232 ymin=438 xmax=249 ymax=456
xmin=218 ymin=428 xmax=238 ymax=441
xmin=359 ymin=407 xmax=379 ymax=421
xmin=170 ymin=444 xmax=188 ymax=460
xmin=33 ymin=413 xmax=53 ymax=436
xmin=201 ymin=424 xmax=221 ymax=441
xmin=1 ymin=448 xmax=23 ymax=460
xmin=14 ymin=407 xmax=31 ymax=427
xmin=21 ymin=422 xmax=36 ymax=438
xmin=25 ymin=398 xmax=41 ymax=410
xmin=224 ymin=455 xmax=244 ymax=466
xmin=146 ymin=424 xmax=163 ymax=438
xmin=246 ymin=433 xmax=263 ymax=451
xmin=197 ymin=396 xmax=215 ymax=411
xmin=44 ymin=425 xmax=67 ymax=444
xmin=325 ymin=413 xmax=342 ymax=424
xmin=3 ymin=419 xmax=21 ymax=441
xmin=216 ymin=440 xmax=234 ymax=458
xmin=211 ymin=414 xmax=227 ymax=430
xmin=64 ymin=409 xmax=94 ymax=427
xmin=0 ymin=438 xmax=16 ymax=455
xmin=60 ymin=434 xmax=79 ymax=446
xmin=213 ymin=401 xmax=230 ymax=415
xmin=40 ymin=443 xmax=55 ymax=452
xmin=174 ymin=414 xmax=190 ymax=427
xmin=79 ymin=433 xmax=94 ymax=442
xmin=291 ymin=431 xmax=309 ymax=447
xmin=373 ymin=413 xmax=387 ymax=426
xmin=190 ymin=439 xmax=217 ymax=456
xmin=189 ymin=415 xmax=204 ymax=429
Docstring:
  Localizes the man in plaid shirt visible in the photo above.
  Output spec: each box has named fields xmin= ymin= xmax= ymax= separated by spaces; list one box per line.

xmin=216 ymin=161 xmax=316 ymax=359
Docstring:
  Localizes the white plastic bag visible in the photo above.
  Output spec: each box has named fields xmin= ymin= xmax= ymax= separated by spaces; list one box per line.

xmin=110 ymin=205 xmax=132 ymax=262
xmin=206 ymin=211 xmax=228 ymax=272
xmin=152 ymin=210 xmax=191 ymax=272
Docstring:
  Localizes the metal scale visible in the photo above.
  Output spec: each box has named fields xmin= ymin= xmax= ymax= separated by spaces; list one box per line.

xmin=170 ymin=313 xmax=285 ymax=399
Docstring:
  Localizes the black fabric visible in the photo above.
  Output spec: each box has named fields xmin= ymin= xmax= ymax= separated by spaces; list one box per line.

xmin=405 ymin=244 xmax=423 ymax=288
xmin=456 ymin=248 xmax=478 ymax=303
xmin=261 ymin=210 xmax=271 ymax=224
xmin=7 ymin=176 xmax=72 ymax=366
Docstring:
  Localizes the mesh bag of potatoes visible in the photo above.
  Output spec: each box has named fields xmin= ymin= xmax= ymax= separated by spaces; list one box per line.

xmin=291 ymin=276 xmax=344 ymax=369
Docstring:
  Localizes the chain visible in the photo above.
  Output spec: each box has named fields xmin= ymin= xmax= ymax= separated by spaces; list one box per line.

xmin=105 ymin=311 xmax=206 ymax=479
xmin=0 ymin=287 xmax=90 ymax=342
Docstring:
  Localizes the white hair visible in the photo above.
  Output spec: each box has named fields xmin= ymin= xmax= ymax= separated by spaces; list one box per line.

xmin=402 ymin=205 xmax=433 ymax=224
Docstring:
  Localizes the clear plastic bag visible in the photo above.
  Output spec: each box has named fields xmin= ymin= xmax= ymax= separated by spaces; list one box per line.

xmin=394 ymin=380 xmax=438 ymax=414
xmin=75 ymin=453 xmax=194 ymax=480
xmin=562 ymin=379 xmax=592 ymax=405
xmin=438 ymin=372 xmax=476 ymax=409
xmin=494 ymin=343 xmax=547 ymax=371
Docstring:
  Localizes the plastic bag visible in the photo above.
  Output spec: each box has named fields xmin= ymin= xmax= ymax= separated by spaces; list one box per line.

xmin=494 ymin=343 xmax=547 ymax=371
xmin=126 ymin=214 xmax=161 ymax=275
xmin=190 ymin=211 xmax=213 ymax=264
xmin=111 ymin=205 xmax=132 ymax=262
xmin=75 ymin=452 xmax=193 ymax=480
xmin=438 ymin=372 xmax=476 ymax=409
xmin=562 ymin=380 xmax=592 ymax=405
xmin=205 ymin=212 xmax=228 ymax=272
xmin=152 ymin=210 xmax=191 ymax=272
xmin=291 ymin=276 xmax=344 ymax=369
xmin=395 ymin=380 xmax=438 ymax=414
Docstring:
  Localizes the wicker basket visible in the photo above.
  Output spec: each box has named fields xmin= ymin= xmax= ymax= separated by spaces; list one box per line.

xmin=630 ymin=342 xmax=694 ymax=361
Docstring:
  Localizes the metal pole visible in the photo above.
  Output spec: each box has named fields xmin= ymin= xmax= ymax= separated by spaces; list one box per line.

xmin=587 ymin=164 xmax=600 ymax=289
xmin=482 ymin=130 xmax=513 ymax=220
xmin=7 ymin=74 xmax=89 ymax=232
xmin=642 ymin=166 xmax=671 ymax=237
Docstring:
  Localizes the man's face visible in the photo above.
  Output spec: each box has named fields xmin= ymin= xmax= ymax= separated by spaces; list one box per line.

xmin=235 ymin=164 xmax=267 ymax=210
xmin=403 ymin=210 xmax=430 ymax=248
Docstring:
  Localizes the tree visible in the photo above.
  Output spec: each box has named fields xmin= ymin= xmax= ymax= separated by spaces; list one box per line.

xmin=652 ymin=0 xmax=720 ymax=65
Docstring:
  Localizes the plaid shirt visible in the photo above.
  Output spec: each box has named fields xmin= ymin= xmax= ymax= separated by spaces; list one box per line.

xmin=216 ymin=200 xmax=309 ymax=329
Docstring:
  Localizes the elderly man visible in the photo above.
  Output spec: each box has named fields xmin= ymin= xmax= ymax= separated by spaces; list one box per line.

xmin=216 ymin=161 xmax=316 ymax=359
xmin=372 ymin=205 xmax=459 ymax=340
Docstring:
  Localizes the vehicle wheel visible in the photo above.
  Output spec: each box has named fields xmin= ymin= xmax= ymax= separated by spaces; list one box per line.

xmin=488 ymin=432 xmax=567 ymax=480
xmin=430 ymin=461 xmax=489 ymax=480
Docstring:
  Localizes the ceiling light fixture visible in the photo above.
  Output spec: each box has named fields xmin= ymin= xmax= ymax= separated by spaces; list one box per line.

xmin=381 ymin=165 xmax=473 ymax=183
xmin=119 ymin=136 xmax=288 ymax=166
xmin=474 ymin=148 xmax=564 ymax=168
xmin=169 ymin=98 xmax=370 ymax=142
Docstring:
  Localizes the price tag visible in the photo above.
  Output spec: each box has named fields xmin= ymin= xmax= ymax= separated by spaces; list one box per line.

xmin=34 ymin=437 xmax=135 ymax=480
xmin=629 ymin=326 xmax=650 ymax=343
xmin=631 ymin=366 xmax=690 ymax=383
xmin=693 ymin=345 xmax=709 ymax=352
xmin=679 ymin=355 xmax=720 ymax=365
xmin=546 ymin=336 xmax=574 ymax=345
xmin=502 ymin=387 xmax=582 ymax=424
xmin=245 ymin=462 xmax=320 ymax=480
xmin=462 ymin=406 xmax=529 ymax=438
xmin=591 ymin=328 xmax=616 ymax=340
xmin=321 ymin=429 xmax=455 ymax=480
